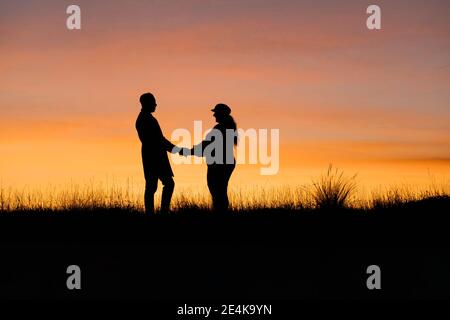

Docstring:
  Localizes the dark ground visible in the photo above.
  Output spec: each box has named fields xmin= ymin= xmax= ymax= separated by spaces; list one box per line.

xmin=0 ymin=196 xmax=449 ymax=301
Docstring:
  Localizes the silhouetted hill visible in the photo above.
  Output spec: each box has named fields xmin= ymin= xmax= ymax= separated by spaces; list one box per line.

xmin=1 ymin=196 xmax=449 ymax=299
xmin=1 ymin=196 xmax=449 ymax=246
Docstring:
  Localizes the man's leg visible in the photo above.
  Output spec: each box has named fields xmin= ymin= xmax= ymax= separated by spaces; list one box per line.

xmin=160 ymin=176 xmax=175 ymax=213
xmin=144 ymin=176 xmax=158 ymax=215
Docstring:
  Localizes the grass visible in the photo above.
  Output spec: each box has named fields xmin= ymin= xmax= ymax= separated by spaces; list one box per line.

xmin=1 ymin=166 xmax=449 ymax=213
xmin=312 ymin=165 xmax=357 ymax=210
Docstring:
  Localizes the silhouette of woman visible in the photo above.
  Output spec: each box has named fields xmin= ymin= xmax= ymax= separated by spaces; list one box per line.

xmin=189 ymin=104 xmax=238 ymax=212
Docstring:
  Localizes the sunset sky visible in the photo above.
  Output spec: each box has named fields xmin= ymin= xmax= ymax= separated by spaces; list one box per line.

xmin=1 ymin=0 xmax=449 ymax=194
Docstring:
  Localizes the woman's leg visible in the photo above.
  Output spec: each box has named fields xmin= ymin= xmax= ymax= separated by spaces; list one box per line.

xmin=207 ymin=166 xmax=221 ymax=211
xmin=222 ymin=164 xmax=235 ymax=210
xmin=207 ymin=165 xmax=235 ymax=212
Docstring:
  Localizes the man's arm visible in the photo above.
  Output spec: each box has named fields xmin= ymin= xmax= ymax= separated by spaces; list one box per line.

xmin=162 ymin=136 xmax=180 ymax=154
xmin=154 ymin=118 xmax=181 ymax=153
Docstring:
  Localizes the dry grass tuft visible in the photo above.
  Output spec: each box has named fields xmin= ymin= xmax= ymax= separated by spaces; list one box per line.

xmin=311 ymin=165 xmax=357 ymax=210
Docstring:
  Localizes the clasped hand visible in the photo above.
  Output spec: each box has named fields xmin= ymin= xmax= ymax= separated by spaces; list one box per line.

xmin=176 ymin=147 xmax=191 ymax=156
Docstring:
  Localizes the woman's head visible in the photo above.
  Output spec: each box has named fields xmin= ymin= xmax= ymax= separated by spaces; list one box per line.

xmin=211 ymin=103 xmax=231 ymax=123
xmin=211 ymin=103 xmax=238 ymax=145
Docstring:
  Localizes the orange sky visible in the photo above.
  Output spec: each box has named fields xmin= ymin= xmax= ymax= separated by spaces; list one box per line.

xmin=1 ymin=0 xmax=449 ymax=193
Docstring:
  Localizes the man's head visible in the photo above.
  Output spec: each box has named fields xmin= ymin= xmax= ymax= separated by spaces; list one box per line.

xmin=140 ymin=93 xmax=157 ymax=112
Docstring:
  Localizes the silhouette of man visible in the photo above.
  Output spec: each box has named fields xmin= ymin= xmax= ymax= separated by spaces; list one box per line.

xmin=136 ymin=93 xmax=181 ymax=214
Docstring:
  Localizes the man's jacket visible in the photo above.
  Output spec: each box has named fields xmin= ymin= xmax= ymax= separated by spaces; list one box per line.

xmin=136 ymin=111 xmax=175 ymax=178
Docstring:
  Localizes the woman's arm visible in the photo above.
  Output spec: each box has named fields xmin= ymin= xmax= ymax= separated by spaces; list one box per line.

xmin=190 ymin=127 xmax=220 ymax=156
